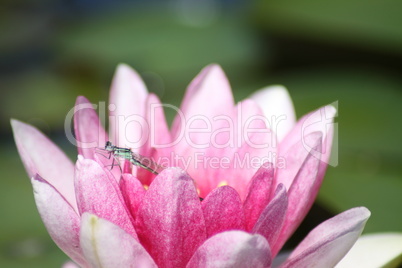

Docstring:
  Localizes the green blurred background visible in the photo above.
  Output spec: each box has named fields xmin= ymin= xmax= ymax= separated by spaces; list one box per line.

xmin=1 ymin=0 xmax=402 ymax=267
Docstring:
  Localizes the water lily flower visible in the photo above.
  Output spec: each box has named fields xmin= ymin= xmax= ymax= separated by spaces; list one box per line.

xmin=12 ymin=64 xmax=370 ymax=267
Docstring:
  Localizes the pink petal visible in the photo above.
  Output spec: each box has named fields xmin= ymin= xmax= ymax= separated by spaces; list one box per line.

xmin=169 ymin=65 xmax=236 ymax=193
xmin=274 ymin=130 xmax=323 ymax=192
xmin=277 ymin=107 xmax=336 ymax=237
xmin=80 ymin=213 xmax=157 ymax=268
xmin=108 ymin=64 xmax=148 ymax=151
xmin=273 ymin=133 xmax=322 ymax=256
xmin=243 ymin=162 xmax=275 ymax=231
xmin=11 ymin=119 xmax=77 ymax=212
xmin=31 ymin=175 xmax=88 ymax=267
xmin=137 ymin=93 xmax=172 ymax=185
xmin=171 ymin=64 xmax=234 ymax=138
xmin=73 ymin=96 xmax=108 ymax=159
xmin=280 ymin=105 xmax=335 ymax=156
xmin=92 ymin=148 xmax=122 ymax=182
xmin=224 ymin=99 xmax=276 ymax=199
xmin=249 ymin=85 xmax=296 ymax=142
xmin=279 ymin=207 xmax=371 ymax=268
xmin=135 ymin=168 xmax=206 ymax=268
xmin=180 ymin=99 xmax=276 ymax=199
xmin=74 ymin=156 xmax=137 ymax=239
xmin=143 ymin=93 xmax=172 ymax=155
xmin=279 ymin=105 xmax=336 ymax=189
xmin=202 ymin=186 xmax=245 ymax=238
xmin=252 ymin=184 xmax=288 ymax=247
xmin=120 ymin=173 xmax=146 ymax=220
xmin=187 ymin=230 xmax=272 ymax=268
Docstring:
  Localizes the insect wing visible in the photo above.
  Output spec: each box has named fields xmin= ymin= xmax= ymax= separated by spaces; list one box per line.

xmin=131 ymin=153 xmax=165 ymax=174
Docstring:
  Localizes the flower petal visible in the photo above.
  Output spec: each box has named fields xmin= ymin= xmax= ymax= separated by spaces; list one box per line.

xmin=108 ymin=64 xmax=148 ymax=150
xmin=186 ymin=230 xmax=272 ymax=268
xmin=181 ymin=99 xmax=276 ymax=199
xmin=281 ymin=105 xmax=335 ymax=157
xmin=120 ymin=173 xmax=146 ymax=220
xmin=171 ymin=64 xmax=234 ymax=138
xmin=32 ymin=174 xmax=87 ymax=267
xmin=202 ymin=186 xmax=245 ymax=238
xmin=279 ymin=207 xmax=371 ymax=268
xmin=80 ymin=213 xmax=157 ymax=268
xmin=73 ymin=96 xmax=108 ymax=159
xmin=249 ymin=85 xmax=296 ymax=142
xmin=225 ymin=99 xmax=276 ymax=199
xmin=275 ymin=130 xmax=323 ymax=192
xmin=336 ymin=232 xmax=402 ymax=268
xmin=136 ymin=168 xmax=206 ymax=268
xmin=279 ymin=105 xmax=336 ymax=189
xmin=137 ymin=93 xmax=172 ymax=185
xmin=253 ymin=184 xmax=288 ymax=247
xmin=11 ymin=119 xmax=77 ymax=211
xmin=61 ymin=261 xmax=80 ymax=268
xmin=273 ymin=132 xmax=322 ymax=255
xmin=243 ymin=162 xmax=275 ymax=231
xmin=143 ymin=93 xmax=172 ymax=155
xmin=75 ymin=156 xmax=137 ymax=239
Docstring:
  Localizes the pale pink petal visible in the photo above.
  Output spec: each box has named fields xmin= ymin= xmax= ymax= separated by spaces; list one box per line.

xmin=120 ymin=173 xmax=146 ymax=220
xmin=137 ymin=93 xmax=172 ymax=185
xmin=108 ymin=64 xmax=148 ymax=151
xmin=73 ymin=96 xmax=108 ymax=159
xmin=136 ymin=168 xmax=206 ymax=267
xmin=171 ymin=64 xmax=234 ymax=138
xmin=295 ymin=106 xmax=336 ymax=208
xmin=32 ymin=175 xmax=88 ymax=267
xmin=253 ymin=184 xmax=288 ymax=247
xmin=273 ymin=132 xmax=322 ymax=256
xmin=169 ymin=65 xmax=236 ymax=193
xmin=274 ymin=130 xmax=323 ymax=191
xmin=249 ymin=85 xmax=296 ymax=142
xmin=280 ymin=105 xmax=335 ymax=155
xmin=74 ymin=156 xmax=137 ymax=239
xmin=279 ymin=207 xmax=371 ymax=268
xmin=74 ymin=96 xmax=121 ymax=181
xmin=202 ymin=186 xmax=245 ymax=238
xmin=11 ymin=119 xmax=77 ymax=212
xmin=224 ymin=99 xmax=276 ymax=199
xmin=279 ymin=105 xmax=336 ymax=188
xmin=61 ymin=261 xmax=80 ymax=268
xmin=336 ymin=232 xmax=402 ymax=268
xmin=243 ymin=162 xmax=275 ymax=231
xmin=186 ymin=230 xmax=272 ymax=268
xmin=80 ymin=213 xmax=157 ymax=268
xmin=92 ymin=148 xmax=122 ymax=182
xmin=143 ymin=93 xmax=172 ymax=155
xmin=182 ymin=99 xmax=276 ymax=199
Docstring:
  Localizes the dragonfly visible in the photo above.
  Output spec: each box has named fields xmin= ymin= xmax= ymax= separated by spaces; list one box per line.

xmin=96 ymin=141 xmax=165 ymax=175
xmin=97 ymin=142 xmax=205 ymax=201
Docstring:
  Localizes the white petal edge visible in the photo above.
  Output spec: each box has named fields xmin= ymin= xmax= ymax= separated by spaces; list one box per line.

xmin=249 ymin=85 xmax=296 ymax=142
xmin=336 ymin=233 xmax=402 ymax=268
xmin=80 ymin=213 xmax=157 ymax=268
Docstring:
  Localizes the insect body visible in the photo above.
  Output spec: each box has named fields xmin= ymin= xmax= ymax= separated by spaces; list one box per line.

xmin=99 ymin=141 xmax=165 ymax=175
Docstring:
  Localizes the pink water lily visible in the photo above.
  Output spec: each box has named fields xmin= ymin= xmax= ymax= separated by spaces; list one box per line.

xmin=12 ymin=64 xmax=370 ymax=268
